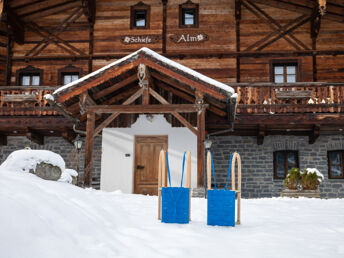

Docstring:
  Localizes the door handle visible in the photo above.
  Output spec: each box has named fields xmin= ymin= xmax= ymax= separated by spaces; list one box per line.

xmin=137 ymin=165 xmax=145 ymax=170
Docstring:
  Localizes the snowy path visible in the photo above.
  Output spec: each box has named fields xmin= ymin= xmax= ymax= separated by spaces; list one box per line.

xmin=0 ymin=170 xmax=344 ymax=258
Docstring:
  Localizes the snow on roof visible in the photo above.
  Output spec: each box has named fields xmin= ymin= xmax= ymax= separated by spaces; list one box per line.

xmin=53 ymin=47 xmax=234 ymax=97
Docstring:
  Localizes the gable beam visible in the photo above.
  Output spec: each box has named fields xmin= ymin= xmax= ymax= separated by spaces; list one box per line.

xmin=149 ymin=87 xmax=198 ymax=135
xmin=93 ymin=88 xmax=144 ymax=136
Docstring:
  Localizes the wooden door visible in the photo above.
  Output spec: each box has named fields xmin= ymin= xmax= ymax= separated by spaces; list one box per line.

xmin=134 ymin=135 xmax=168 ymax=195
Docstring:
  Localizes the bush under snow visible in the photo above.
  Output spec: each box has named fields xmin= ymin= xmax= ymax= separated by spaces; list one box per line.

xmin=0 ymin=149 xmax=77 ymax=184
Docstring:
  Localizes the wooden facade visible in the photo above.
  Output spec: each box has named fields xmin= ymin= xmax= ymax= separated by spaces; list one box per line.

xmin=1 ymin=0 xmax=344 ymax=186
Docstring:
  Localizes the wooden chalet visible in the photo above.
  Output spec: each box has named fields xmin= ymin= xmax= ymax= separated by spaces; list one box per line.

xmin=0 ymin=0 xmax=344 ymax=197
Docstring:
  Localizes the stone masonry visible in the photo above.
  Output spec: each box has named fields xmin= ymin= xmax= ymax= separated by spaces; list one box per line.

xmin=1 ymin=135 xmax=344 ymax=198
xmin=0 ymin=136 xmax=102 ymax=189
xmin=210 ymin=135 xmax=344 ymax=199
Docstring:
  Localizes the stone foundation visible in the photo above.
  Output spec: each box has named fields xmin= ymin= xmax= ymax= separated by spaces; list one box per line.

xmin=1 ymin=135 xmax=344 ymax=198
xmin=210 ymin=135 xmax=344 ymax=199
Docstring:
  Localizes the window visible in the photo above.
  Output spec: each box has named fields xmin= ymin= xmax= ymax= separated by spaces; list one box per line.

xmin=62 ymin=73 xmax=79 ymax=85
xmin=21 ymin=75 xmax=40 ymax=86
xmin=274 ymin=151 xmax=299 ymax=179
xmin=16 ymin=66 xmax=43 ymax=86
xmin=179 ymin=1 xmax=199 ymax=28
xmin=130 ymin=2 xmax=150 ymax=29
xmin=271 ymin=60 xmax=300 ymax=83
xmin=58 ymin=65 xmax=82 ymax=85
xmin=328 ymin=151 xmax=344 ymax=179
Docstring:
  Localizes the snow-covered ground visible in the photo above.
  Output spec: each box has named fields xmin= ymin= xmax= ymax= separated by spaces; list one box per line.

xmin=1 ymin=170 xmax=344 ymax=258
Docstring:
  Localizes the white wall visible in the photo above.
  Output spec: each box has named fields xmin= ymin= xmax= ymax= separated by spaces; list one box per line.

xmin=101 ymin=115 xmax=197 ymax=193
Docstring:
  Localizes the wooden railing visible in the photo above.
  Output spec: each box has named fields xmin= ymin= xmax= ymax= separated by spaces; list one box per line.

xmin=232 ymin=82 xmax=344 ymax=114
xmin=1 ymin=83 xmax=344 ymax=117
xmin=0 ymin=86 xmax=59 ymax=116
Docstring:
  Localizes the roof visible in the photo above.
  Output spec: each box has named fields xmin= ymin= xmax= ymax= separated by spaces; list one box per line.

xmin=52 ymin=47 xmax=235 ymax=100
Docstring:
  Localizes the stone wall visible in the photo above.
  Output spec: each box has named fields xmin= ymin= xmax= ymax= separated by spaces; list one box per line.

xmin=2 ymin=135 xmax=344 ymax=198
xmin=0 ymin=136 xmax=102 ymax=189
xmin=211 ymin=135 xmax=344 ymax=199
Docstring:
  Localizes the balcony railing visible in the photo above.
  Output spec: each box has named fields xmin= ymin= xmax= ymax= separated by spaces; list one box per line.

xmin=232 ymin=82 xmax=344 ymax=114
xmin=1 ymin=83 xmax=344 ymax=117
xmin=0 ymin=86 xmax=59 ymax=116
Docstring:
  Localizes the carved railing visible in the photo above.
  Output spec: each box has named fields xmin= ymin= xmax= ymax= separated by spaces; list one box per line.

xmin=0 ymin=86 xmax=59 ymax=116
xmin=232 ymin=82 xmax=344 ymax=114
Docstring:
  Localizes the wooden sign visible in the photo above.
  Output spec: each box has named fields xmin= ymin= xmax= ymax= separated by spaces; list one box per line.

xmin=169 ymin=33 xmax=209 ymax=43
xmin=121 ymin=35 xmax=160 ymax=44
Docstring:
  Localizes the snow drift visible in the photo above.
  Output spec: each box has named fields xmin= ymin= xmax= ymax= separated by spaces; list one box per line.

xmin=0 ymin=169 xmax=344 ymax=258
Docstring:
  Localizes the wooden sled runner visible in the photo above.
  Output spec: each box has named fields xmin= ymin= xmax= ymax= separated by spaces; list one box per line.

xmin=158 ymin=150 xmax=192 ymax=223
xmin=207 ymin=151 xmax=242 ymax=226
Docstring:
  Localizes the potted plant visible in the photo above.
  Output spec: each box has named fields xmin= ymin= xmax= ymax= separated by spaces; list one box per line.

xmin=281 ymin=168 xmax=324 ymax=198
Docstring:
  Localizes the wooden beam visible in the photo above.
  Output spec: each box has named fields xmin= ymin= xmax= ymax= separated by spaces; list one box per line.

xmin=244 ymin=0 xmax=309 ymax=51
xmin=151 ymin=71 xmax=226 ymax=110
xmin=22 ymin=1 xmax=81 ymax=21
xmin=84 ymin=111 xmax=95 ymax=187
xmin=143 ymin=58 xmax=228 ymax=101
xmin=235 ymin=0 xmax=241 ymax=82
xmin=311 ymin=7 xmax=321 ymax=82
xmin=93 ymin=88 xmax=143 ymax=136
xmin=92 ymin=74 xmax=138 ymax=100
xmin=83 ymin=0 xmax=96 ymax=25
xmin=26 ymin=129 xmax=44 ymax=145
xmin=149 ymin=88 xmax=198 ymax=135
xmin=87 ymin=104 xmax=199 ymax=114
xmin=62 ymin=130 xmax=76 ymax=144
xmin=5 ymin=7 xmax=25 ymax=44
xmin=88 ymin=24 xmax=94 ymax=73
xmin=156 ymin=81 xmax=227 ymax=117
xmin=197 ymin=105 xmax=206 ymax=188
xmin=309 ymin=125 xmax=320 ymax=144
xmin=56 ymin=57 xmax=143 ymax=103
xmin=5 ymin=30 xmax=12 ymax=85
xmin=0 ymin=134 xmax=7 ymax=146
xmin=257 ymin=125 xmax=265 ymax=145
xmin=162 ymin=0 xmax=168 ymax=53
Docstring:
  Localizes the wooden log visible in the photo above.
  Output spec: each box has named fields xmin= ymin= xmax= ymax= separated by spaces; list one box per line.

xmin=84 ymin=111 xmax=95 ymax=187
xmin=3 ymin=94 xmax=38 ymax=102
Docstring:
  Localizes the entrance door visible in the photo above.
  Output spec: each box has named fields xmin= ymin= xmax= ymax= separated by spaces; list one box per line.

xmin=134 ymin=135 xmax=168 ymax=195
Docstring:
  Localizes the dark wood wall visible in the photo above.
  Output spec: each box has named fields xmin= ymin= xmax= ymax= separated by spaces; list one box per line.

xmin=4 ymin=0 xmax=344 ymax=86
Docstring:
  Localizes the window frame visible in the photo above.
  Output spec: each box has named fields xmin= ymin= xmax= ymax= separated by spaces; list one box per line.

xmin=328 ymin=150 xmax=344 ymax=179
xmin=270 ymin=60 xmax=302 ymax=83
xmin=273 ymin=150 xmax=299 ymax=179
xmin=130 ymin=2 xmax=150 ymax=30
xmin=58 ymin=65 xmax=82 ymax=85
xmin=16 ymin=66 xmax=43 ymax=86
xmin=179 ymin=0 xmax=199 ymax=28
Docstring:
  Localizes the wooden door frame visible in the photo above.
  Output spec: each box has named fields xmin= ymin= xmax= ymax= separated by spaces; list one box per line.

xmin=133 ymin=134 xmax=168 ymax=194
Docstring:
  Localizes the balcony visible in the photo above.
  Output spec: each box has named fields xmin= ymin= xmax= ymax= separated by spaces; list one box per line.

xmin=233 ymin=82 xmax=344 ymax=114
xmin=0 ymin=86 xmax=58 ymax=116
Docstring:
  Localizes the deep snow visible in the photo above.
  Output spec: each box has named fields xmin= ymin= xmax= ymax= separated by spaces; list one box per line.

xmin=0 ymin=170 xmax=344 ymax=258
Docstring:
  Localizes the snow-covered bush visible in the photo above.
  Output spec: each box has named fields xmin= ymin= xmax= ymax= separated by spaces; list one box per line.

xmin=284 ymin=168 xmax=324 ymax=190
xmin=0 ymin=149 xmax=77 ymax=184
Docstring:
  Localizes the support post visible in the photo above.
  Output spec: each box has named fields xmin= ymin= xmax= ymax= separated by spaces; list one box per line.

xmin=88 ymin=24 xmax=94 ymax=73
xmin=235 ymin=0 xmax=241 ymax=82
xmin=311 ymin=7 xmax=321 ymax=82
xmin=0 ymin=134 xmax=7 ymax=146
xmin=197 ymin=104 xmax=206 ymax=188
xmin=84 ymin=111 xmax=95 ymax=187
xmin=207 ymin=151 xmax=212 ymax=190
xmin=162 ymin=0 xmax=168 ymax=53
